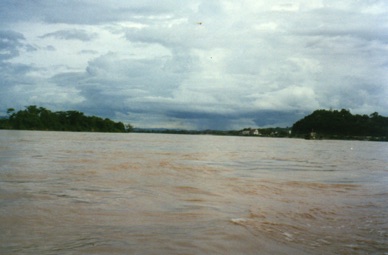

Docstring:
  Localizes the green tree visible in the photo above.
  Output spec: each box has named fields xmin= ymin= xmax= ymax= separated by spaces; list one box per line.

xmin=6 ymin=108 xmax=15 ymax=118
xmin=3 ymin=105 xmax=132 ymax=133
xmin=292 ymin=109 xmax=388 ymax=139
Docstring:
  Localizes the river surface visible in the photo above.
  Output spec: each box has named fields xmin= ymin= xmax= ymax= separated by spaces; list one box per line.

xmin=0 ymin=130 xmax=387 ymax=255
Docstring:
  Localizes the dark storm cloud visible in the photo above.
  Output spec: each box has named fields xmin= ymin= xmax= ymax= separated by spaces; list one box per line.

xmin=252 ymin=111 xmax=305 ymax=127
xmin=165 ymin=109 xmax=304 ymax=130
xmin=0 ymin=30 xmax=35 ymax=107
xmin=165 ymin=111 xmax=236 ymax=130
xmin=0 ymin=30 xmax=25 ymax=60
xmin=0 ymin=61 xmax=38 ymax=110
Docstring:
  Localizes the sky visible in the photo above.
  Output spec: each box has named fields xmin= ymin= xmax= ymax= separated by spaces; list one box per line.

xmin=1 ymin=0 xmax=387 ymax=130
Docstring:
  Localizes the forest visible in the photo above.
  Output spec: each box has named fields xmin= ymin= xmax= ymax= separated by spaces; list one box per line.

xmin=291 ymin=109 xmax=388 ymax=140
xmin=0 ymin=105 xmax=132 ymax=132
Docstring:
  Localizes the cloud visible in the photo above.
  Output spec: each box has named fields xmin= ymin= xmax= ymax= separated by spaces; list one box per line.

xmin=40 ymin=29 xmax=98 ymax=41
xmin=79 ymin=49 xmax=98 ymax=55
xmin=0 ymin=1 xmax=387 ymax=129
xmin=0 ymin=1 xmax=191 ymax=25
xmin=0 ymin=30 xmax=25 ymax=60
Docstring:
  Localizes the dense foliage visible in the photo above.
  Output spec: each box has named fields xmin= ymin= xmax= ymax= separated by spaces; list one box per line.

xmin=292 ymin=109 xmax=388 ymax=138
xmin=0 ymin=105 xmax=132 ymax=132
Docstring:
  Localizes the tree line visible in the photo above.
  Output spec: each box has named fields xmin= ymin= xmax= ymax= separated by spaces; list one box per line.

xmin=0 ymin=105 xmax=133 ymax=132
xmin=291 ymin=109 xmax=388 ymax=140
xmin=1 ymin=106 xmax=386 ymax=139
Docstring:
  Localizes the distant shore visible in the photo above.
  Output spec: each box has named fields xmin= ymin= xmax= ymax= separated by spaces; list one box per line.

xmin=1 ymin=106 xmax=387 ymax=141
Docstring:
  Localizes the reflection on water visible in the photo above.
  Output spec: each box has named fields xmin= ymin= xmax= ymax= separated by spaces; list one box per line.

xmin=0 ymin=130 xmax=387 ymax=254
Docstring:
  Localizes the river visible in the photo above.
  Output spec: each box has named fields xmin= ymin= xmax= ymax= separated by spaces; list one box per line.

xmin=0 ymin=130 xmax=387 ymax=254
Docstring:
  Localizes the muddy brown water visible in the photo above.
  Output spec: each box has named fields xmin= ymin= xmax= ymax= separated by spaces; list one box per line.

xmin=1 ymin=130 xmax=387 ymax=254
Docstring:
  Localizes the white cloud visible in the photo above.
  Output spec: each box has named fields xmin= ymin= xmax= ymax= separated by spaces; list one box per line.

xmin=250 ymin=86 xmax=319 ymax=111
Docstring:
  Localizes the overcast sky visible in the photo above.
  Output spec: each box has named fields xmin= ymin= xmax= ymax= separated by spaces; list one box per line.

xmin=1 ymin=1 xmax=387 ymax=130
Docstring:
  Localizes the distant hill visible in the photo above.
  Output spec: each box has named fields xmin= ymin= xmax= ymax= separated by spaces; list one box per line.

xmin=0 ymin=105 xmax=132 ymax=133
xmin=291 ymin=109 xmax=388 ymax=140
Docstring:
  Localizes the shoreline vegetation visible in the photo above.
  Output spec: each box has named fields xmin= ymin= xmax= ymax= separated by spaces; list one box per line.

xmin=292 ymin=109 xmax=388 ymax=141
xmin=0 ymin=106 xmax=387 ymax=141
xmin=0 ymin=106 xmax=132 ymax=133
